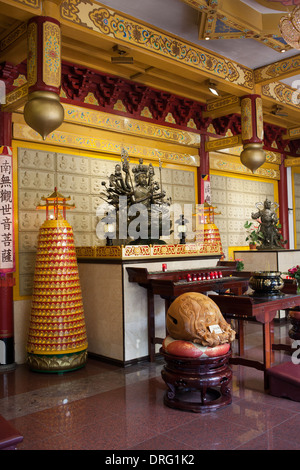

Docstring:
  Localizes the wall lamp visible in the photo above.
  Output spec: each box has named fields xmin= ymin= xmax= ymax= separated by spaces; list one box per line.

xmin=208 ymin=81 xmax=220 ymax=97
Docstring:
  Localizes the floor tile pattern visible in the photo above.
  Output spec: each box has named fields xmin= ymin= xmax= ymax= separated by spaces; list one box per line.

xmin=1 ymin=321 xmax=300 ymax=450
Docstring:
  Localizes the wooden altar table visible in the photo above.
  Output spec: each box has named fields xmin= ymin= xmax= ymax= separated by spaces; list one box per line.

xmin=208 ymin=292 xmax=300 ymax=388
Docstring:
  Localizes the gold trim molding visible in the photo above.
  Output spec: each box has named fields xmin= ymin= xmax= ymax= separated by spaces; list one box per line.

xmin=262 ymin=82 xmax=300 ymax=109
xmin=63 ymin=104 xmax=201 ymax=147
xmin=0 ymin=21 xmax=27 ymax=52
xmin=255 ymin=55 xmax=300 ymax=85
xmin=283 ymin=127 xmax=300 ymax=141
xmin=285 ymin=157 xmax=300 ymax=168
xmin=210 ymin=152 xmax=280 ymax=179
xmin=2 ymin=0 xmax=41 ymax=9
xmin=13 ymin=122 xmax=200 ymax=166
xmin=27 ymin=350 xmax=87 ymax=372
xmin=2 ymin=83 xmax=28 ymax=112
xmin=206 ymin=135 xmax=242 ymax=152
xmin=76 ymin=243 xmax=222 ymax=260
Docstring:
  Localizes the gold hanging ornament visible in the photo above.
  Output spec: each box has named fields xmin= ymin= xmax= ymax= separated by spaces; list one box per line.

xmin=24 ymin=16 xmax=64 ymax=140
xmin=240 ymin=95 xmax=266 ymax=173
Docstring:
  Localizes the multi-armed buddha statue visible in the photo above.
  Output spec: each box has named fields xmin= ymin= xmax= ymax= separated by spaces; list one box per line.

xmin=100 ymin=149 xmax=172 ymax=245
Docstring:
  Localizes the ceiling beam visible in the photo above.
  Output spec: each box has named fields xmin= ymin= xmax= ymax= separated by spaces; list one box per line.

xmin=202 ymin=96 xmax=241 ymax=119
xmin=255 ymin=56 xmax=300 ymax=85
xmin=205 ymin=134 xmax=242 ymax=152
xmin=59 ymin=0 xmax=255 ymax=93
xmin=283 ymin=127 xmax=300 ymax=141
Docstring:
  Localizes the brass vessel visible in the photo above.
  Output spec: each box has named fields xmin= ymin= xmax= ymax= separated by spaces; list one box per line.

xmin=249 ymin=271 xmax=284 ymax=296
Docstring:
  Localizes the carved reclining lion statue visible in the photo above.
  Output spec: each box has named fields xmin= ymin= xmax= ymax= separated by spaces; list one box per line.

xmin=166 ymin=292 xmax=236 ymax=348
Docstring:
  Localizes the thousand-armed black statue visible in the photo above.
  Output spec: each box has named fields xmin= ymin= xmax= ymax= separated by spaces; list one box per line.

xmin=100 ymin=149 xmax=172 ymax=245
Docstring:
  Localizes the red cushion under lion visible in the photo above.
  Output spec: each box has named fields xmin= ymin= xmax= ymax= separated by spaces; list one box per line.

xmin=162 ymin=336 xmax=230 ymax=358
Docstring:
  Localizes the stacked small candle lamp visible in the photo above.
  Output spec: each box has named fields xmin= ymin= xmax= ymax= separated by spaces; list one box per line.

xmin=176 ymin=271 xmax=223 ymax=283
xmin=26 ymin=188 xmax=88 ymax=373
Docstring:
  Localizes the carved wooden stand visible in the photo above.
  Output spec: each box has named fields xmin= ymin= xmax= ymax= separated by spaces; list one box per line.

xmin=160 ymin=349 xmax=232 ymax=413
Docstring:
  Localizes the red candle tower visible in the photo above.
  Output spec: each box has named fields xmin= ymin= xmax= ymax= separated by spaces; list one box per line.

xmin=26 ymin=188 xmax=88 ymax=372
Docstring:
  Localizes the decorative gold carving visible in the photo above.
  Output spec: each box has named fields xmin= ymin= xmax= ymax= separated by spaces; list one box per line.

xmin=210 ymin=152 xmax=280 ymax=179
xmin=0 ymin=22 xmax=27 ymax=52
xmin=95 ymin=246 xmax=122 ymax=258
xmin=256 ymin=97 xmax=264 ymax=141
xmin=241 ymin=97 xmax=253 ymax=142
xmin=60 ymin=0 xmax=254 ymax=90
xmin=43 ymin=21 xmax=61 ymax=88
xmin=1 ymin=83 xmax=28 ymax=111
xmin=254 ymin=55 xmax=300 ymax=84
xmin=76 ymin=243 xmax=222 ymax=259
xmin=265 ymin=151 xmax=281 ymax=165
xmin=206 ymin=96 xmax=240 ymax=112
xmin=283 ymin=127 xmax=300 ymax=141
xmin=63 ymin=104 xmax=200 ymax=147
xmin=285 ymin=157 xmax=300 ymax=168
xmin=27 ymin=350 xmax=87 ymax=372
xmin=7 ymin=0 xmax=40 ymax=9
xmin=27 ymin=21 xmax=37 ymax=88
xmin=195 ymin=0 xmax=291 ymax=53
xmin=205 ymin=135 xmax=242 ymax=152
xmin=13 ymin=122 xmax=200 ymax=166
xmin=262 ymin=82 xmax=300 ymax=109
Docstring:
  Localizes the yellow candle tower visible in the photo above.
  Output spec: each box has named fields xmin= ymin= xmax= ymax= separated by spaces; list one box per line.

xmin=26 ymin=188 xmax=88 ymax=373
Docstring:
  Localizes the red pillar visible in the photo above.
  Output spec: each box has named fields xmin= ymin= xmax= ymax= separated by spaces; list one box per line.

xmin=197 ymin=134 xmax=210 ymax=204
xmin=0 ymin=110 xmax=15 ymax=370
xmin=278 ymin=153 xmax=289 ymax=249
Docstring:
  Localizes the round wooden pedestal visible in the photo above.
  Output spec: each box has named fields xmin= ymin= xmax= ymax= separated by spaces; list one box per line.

xmin=160 ymin=348 xmax=232 ymax=413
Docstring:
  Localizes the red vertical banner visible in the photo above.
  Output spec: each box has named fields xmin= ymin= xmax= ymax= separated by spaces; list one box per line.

xmin=0 ymin=146 xmax=15 ymax=274
xmin=198 ymin=134 xmax=210 ymax=204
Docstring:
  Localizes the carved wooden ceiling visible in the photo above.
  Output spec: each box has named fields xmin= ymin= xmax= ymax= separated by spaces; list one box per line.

xmin=2 ymin=0 xmax=300 ymax=136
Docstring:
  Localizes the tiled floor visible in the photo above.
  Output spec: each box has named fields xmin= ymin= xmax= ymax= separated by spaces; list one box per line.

xmin=1 ymin=320 xmax=300 ymax=450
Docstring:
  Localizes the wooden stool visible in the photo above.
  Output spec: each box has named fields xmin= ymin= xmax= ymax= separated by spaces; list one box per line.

xmin=267 ymin=361 xmax=300 ymax=402
xmin=160 ymin=337 xmax=232 ymax=413
xmin=0 ymin=415 xmax=23 ymax=450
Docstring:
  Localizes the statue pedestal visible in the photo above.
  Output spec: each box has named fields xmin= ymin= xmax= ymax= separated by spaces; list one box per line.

xmin=77 ymin=247 xmax=222 ymax=365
